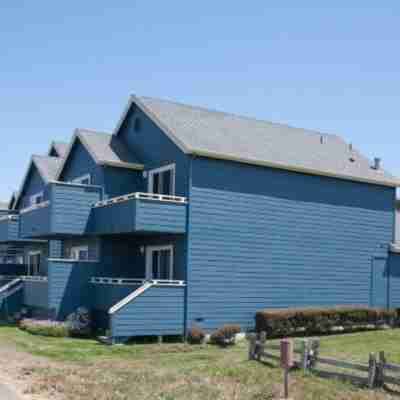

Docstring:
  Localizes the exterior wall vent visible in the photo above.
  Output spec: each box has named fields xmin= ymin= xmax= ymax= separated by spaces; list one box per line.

xmin=373 ymin=157 xmax=381 ymax=170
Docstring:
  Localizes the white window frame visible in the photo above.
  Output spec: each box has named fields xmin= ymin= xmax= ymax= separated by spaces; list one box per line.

xmin=147 ymin=164 xmax=176 ymax=196
xmin=30 ymin=192 xmax=44 ymax=206
xmin=28 ymin=251 xmax=41 ymax=276
xmin=145 ymin=244 xmax=174 ymax=281
xmin=395 ymin=204 xmax=400 ymax=243
xmin=70 ymin=245 xmax=89 ymax=261
xmin=72 ymin=174 xmax=92 ymax=185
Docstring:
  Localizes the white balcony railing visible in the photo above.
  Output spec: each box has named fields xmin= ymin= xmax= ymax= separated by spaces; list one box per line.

xmin=0 ymin=214 xmax=18 ymax=222
xmin=20 ymin=275 xmax=48 ymax=282
xmin=20 ymin=201 xmax=50 ymax=215
xmin=94 ymin=192 xmax=187 ymax=208
xmin=91 ymin=277 xmax=186 ymax=286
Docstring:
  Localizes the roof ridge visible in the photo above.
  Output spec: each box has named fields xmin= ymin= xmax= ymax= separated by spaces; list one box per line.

xmin=33 ymin=154 xmax=61 ymax=161
xmin=77 ymin=128 xmax=112 ymax=137
xmin=137 ymin=95 xmax=341 ymax=141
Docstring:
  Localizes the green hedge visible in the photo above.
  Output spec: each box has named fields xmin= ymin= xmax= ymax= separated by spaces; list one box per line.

xmin=255 ymin=307 xmax=397 ymax=337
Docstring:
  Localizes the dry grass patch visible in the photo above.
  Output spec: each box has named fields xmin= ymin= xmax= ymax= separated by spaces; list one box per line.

xmin=0 ymin=327 xmax=400 ymax=399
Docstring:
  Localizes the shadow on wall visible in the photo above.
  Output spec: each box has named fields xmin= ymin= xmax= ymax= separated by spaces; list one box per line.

xmin=388 ymin=253 xmax=400 ymax=278
xmin=0 ymin=264 xmax=27 ymax=276
xmin=54 ymin=262 xmax=97 ymax=321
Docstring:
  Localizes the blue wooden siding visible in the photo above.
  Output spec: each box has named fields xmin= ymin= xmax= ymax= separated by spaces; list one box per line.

xmin=48 ymin=260 xmax=98 ymax=319
xmin=91 ymin=199 xmax=187 ymax=235
xmin=110 ymin=285 xmax=185 ymax=337
xmin=59 ymin=140 xmax=104 ymax=186
xmin=20 ymin=183 xmax=102 ymax=238
xmin=187 ymin=157 xmax=396 ymax=331
xmin=387 ymin=253 xmax=400 ymax=308
xmin=0 ymin=217 xmax=19 ymax=242
xmin=91 ymin=283 xmax=141 ymax=311
xmin=117 ymin=104 xmax=190 ymax=196
xmin=20 ymin=206 xmax=50 ymax=238
xmin=51 ymin=184 xmax=102 ymax=235
xmin=23 ymin=281 xmax=48 ymax=308
xmin=17 ymin=164 xmax=46 ymax=210
xmin=59 ymin=140 xmax=144 ymax=199
xmin=103 ymin=167 xmax=144 ymax=198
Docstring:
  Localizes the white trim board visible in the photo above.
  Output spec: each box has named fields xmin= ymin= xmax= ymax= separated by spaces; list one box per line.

xmin=147 ymin=163 xmax=176 ymax=195
xmin=72 ymin=174 xmax=92 ymax=185
xmin=145 ymin=244 xmax=174 ymax=281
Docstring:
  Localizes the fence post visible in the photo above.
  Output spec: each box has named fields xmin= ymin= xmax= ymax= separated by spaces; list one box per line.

xmin=309 ymin=339 xmax=320 ymax=369
xmin=257 ymin=332 xmax=267 ymax=360
xmin=368 ymin=353 xmax=377 ymax=388
xmin=248 ymin=333 xmax=257 ymax=360
xmin=300 ymin=339 xmax=310 ymax=372
xmin=376 ymin=351 xmax=386 ymax=388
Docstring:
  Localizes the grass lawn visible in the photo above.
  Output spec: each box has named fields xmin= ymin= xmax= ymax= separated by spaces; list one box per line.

xmin=0 ymin=326 xmax=400 ymax=400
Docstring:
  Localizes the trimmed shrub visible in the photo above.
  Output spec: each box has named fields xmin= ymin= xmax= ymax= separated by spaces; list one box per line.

xmin=66 ymin=307 xmax=92 ymax=337
xmin=255 ymin=306 xmax=397 ymax=338
xmin=187 ymin=326 xmax=206 ymax=344
xmin=210 ymin=324 xmax=241 ymax=346
xmin=19 ymin=319 xmax=70 ymax=338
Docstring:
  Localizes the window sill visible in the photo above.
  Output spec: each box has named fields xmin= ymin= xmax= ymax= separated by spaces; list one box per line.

xmin=389 ymin=243 xmax=400 ymax=254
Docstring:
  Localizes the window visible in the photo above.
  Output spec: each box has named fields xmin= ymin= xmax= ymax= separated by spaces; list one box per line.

xmin=145 ymin=245 xmax=174 ymax=281
xmin=30 ymin=192 xmax=44 ymax=206
xmin=72 ymin=174 xmax=91 ymax=185
xmin=28 ymin=251 xmax=41 ymax=276
xmin=70 ymin=245 xmax=89 ymax=261
xmin=148 ymin=164 xmax=175 ymax=196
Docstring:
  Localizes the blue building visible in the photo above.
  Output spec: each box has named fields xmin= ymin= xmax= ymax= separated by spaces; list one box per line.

xmin=1 ymin=95 xmax=400 ymax=341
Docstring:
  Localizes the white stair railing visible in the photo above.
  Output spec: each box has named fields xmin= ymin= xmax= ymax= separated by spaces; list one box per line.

xmin=0 ymin=278 xmax=23 ymax=298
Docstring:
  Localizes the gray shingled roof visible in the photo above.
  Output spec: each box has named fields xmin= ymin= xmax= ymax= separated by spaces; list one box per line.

xmin=78 ymin=129 xmax=142 ymax=165
xmin=51 ymin=141 xmax=69 ymax=158
xmin=33 ymin=155 xmax=63 ymax=182
xmin=131 ymin=96 xmax=398 ymax=186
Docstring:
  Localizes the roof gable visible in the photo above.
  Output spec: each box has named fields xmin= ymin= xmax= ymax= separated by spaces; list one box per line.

xmin=114 ymin=95 xmax=399 ymax=188
xmin=48 ymin=141 xmax=69 ymax=158
xmin=55 ymin=129 xmax=144 ymax=181
xmin=15 ymin=156 xmax=62 ymax=209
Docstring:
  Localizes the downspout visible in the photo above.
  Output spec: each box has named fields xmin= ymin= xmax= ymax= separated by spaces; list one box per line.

xmin=183 ymin=155 xmax=193 ymax=338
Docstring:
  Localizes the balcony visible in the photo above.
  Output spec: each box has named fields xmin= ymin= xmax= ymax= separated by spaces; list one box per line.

xmin=20 ymin=182 xmax=103 ymax=238
xmin=91 ymin=192 xmax=187 ymax=235
xmin=0 ymin=215 xmax=19 ymax=242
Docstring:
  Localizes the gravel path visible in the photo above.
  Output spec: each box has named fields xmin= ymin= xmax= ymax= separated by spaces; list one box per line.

xmin=0 ymin=383 xmax=21 ymax=400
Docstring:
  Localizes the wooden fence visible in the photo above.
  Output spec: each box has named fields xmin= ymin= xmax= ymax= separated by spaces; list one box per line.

xmin=248 ymin=332 xmax=400 ymax=389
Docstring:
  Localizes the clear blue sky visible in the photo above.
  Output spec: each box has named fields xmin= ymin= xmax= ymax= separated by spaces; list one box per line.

xmin=1 ymin=2 xmax=399 ymax=201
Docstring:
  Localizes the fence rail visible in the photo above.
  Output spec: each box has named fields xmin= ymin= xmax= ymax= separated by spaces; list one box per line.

xmin=248 ymin=333 xmax=400 ymax=389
